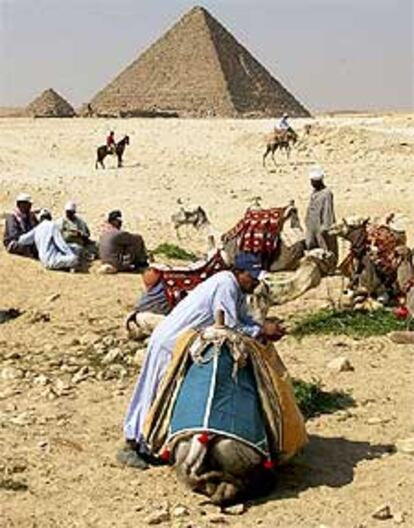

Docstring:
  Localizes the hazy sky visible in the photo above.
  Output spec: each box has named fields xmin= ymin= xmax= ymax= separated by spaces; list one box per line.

xmin=0 ymin=0 xmax=413 ymax=112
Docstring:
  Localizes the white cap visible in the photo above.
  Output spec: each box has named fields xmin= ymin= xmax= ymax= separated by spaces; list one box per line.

xmin=16 ymin=192 xmax=32 ymax=203
xmin=388 ymin=214 xmax=406 ymax=233
xmin=309 ymin=167 xmax=325 ymax=181
xmin=283 ymin=112 xmax=289 ymax=118
xmin=64 ymin=200 xmax=77 ymax=212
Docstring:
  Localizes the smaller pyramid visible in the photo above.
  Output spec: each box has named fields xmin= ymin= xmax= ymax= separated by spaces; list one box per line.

xmin=26 ymin=88 xmax=76 ymax=117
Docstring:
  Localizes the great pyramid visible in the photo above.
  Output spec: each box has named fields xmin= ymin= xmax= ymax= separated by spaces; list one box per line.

xmin=87 ymin=6 xmax=310 ymax=118
xmin=26 ymin=88 xmax=76 ymax=117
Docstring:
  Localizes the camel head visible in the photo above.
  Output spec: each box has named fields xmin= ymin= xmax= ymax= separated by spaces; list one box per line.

xmin=329 ymin=216 xmax=370 ymax=239
xmin=301 ymin=248 xmax=336 ymax=276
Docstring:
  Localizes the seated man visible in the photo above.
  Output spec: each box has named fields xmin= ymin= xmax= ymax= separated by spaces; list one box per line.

xmin=118 ymin=252 xmax=283 ymax=469
xmin=3 ymin=193 xmax=38 ymax=258
xmin=14 ymin=209 xmax=80 ymax=271
xmin=99 ymin=210 xmax=148 ymax=273
xmin=57 ymin=201 xmax=97 ymax=258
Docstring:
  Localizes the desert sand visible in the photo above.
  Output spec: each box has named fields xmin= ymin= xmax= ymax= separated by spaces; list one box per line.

xmin=1 ymin=114 xmax=413 ymax=528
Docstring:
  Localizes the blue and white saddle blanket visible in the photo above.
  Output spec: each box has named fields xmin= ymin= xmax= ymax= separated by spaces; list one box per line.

xmin=168 ymin=341 xmax=269 ymax=457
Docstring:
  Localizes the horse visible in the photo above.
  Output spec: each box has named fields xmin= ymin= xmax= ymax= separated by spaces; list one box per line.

xmin=263 ymin=129 xmax=298 ymax=168
xmin=95 ymin=135 xmax=130 ymax=169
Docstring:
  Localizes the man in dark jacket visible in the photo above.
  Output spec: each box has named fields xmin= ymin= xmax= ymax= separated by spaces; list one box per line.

xmin=99 ymin=210 xmax=148 ymax=273
xmin=3 ymin=193 xmax=38 ymax=258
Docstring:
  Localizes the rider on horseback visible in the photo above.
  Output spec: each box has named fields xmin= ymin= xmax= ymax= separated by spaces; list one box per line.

xmin=277 ymin=113 xmax=294 ymax=134
xmin=106 ymin=130 xmax=116 ymax=155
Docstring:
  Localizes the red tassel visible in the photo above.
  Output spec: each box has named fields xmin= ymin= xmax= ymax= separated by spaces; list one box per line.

xmin=160 ymin=449 xmax=171 ymax=462
xmin=394 ymin=306 xmax=409 ymax=320
xmin=198 ymin=433 xmax=210 ymax=445
xmin=263 ymin=459 xmax=274 ymax=470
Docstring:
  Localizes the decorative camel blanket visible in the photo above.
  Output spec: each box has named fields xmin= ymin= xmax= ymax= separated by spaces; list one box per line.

xmin=340 ymin=224 xmax=403 ymax=279
xmin=366 ymin=225 xmax=401 ymax=275
xmin=143 ymin=251 xmax=229 ymax=309
xmin=143 ymin=328 xmax=307 ymax=464
xmin=222 ymin=208 xmax=286 ymax=258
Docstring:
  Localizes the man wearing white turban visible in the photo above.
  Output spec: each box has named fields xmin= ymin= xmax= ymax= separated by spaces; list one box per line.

xmin=305 ymin=168 xmax=338 ymax=262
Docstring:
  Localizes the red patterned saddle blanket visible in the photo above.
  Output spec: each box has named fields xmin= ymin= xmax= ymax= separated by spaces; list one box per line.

xmin=366 ymin=225 xmax=401 ymax=274
xmin=143 ymin=251 xmax=229 ymax=308
xmin=222 ymin=207 xmax=286 ymax=256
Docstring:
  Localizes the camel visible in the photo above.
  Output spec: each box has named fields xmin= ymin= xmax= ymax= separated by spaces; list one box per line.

xmin=170 ymin=201 xmax=308 ymax=271
xmin=247 ymin=248 xmax=336 ymax=322
xmin=220 ymin=201 xmax=306 ymax=272
xmin=395 ymin=245 xmax=414 ymax=322
xmin=125 ymin=248 xmax=335 ymax=339
xmin=143 ymin=322 xmax=307 ymax=506
xmin=95 ymin=135 xmax=130 ymax=169
xmin=262 ymin=129 xmax=298 ymax=168
xmin=331 ymin=216 xmax=400 ymax=303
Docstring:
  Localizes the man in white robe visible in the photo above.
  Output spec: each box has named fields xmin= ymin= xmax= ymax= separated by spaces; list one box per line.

xmin=15 ymin=209 xmax=79 ymax=271
xmin=119 ymin=252 xmax=278 ymax=468
xmin=305 ymin=167 xmax=338 ymax=263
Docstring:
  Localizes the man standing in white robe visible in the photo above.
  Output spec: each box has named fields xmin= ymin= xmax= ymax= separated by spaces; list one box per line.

xmin=305 ymin=167 xmax=338 ymax=263
xmin=15 ymin=209 xmax=80 ymax=271
xmin=119 ymin=252 xmax=278 ymax=468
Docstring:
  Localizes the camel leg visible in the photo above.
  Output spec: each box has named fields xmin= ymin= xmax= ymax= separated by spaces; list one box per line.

xmin=271 ymin=148 xmax=277 ymax=168
xmin=286 ymin=146 xmax=291 ymax=161
xmin=263 ymin=147 xmax=270 ymax=168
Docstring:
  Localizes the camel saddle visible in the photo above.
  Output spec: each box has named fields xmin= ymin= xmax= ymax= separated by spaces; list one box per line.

xmin=142 ymin=250 xmax=229 ymax=309
xmin=222 ymin=207 xmax=286 ymax=258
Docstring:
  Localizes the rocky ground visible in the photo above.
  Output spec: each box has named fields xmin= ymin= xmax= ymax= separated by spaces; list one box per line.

xmin=1 ymin=114 xmax=414 ymax=527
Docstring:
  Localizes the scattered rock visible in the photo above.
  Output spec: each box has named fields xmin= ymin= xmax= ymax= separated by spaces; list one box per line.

xmin=54 ymin=379 xmax=72 ymax=396
xmin=172 ymin=505 xmax=190 ymax=518
xmin=1 ymin=367 xmax=24 ymax=380
xmin=102 ymin=348 xmax=123 ymax=365
xmin=327 ymin=357 xmax=354 ymax=373
xmin=372 ymin=504 xmax=392 ymax=520
xmin=394 ymin=512 xmax=405 ymax=524
xmin=45 ymin=293 xmax=61 ymax=303
xmin=101 ymin=364 xmax=127 ymax=381
xmin=133 ymin=348 xmax=146 ymax=365
xmin=145 ymin=508 xmax=171 ymax=525
xmin=10 ymin=411 xmax=34 ymax=427
xmin=72 ymin=366 xmax=93 ymax=384
xmin=222 ymin=504 xmax=246 ymax=515
xmin=28 ymin=310 xmax=50 ymax=323
xmin=33 ymin=374 xmax=50 ymax=387
xmin=395 ymin=437 xmax=414 ymax=455
xmin=367 ymin=417 xmax=390 ymax=426
xmin=206 ymin=513 xmax=229 ymax=524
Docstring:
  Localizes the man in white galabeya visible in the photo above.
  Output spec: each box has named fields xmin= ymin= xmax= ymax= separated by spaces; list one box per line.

xmin=118 ymin=252 xmax=283 ymax=469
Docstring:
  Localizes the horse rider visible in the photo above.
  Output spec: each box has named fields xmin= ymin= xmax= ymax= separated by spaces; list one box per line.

xmin=118 ymin=252 xmax=284 ymax=469
xmin=277 ymin=113 xmax=293 ymax=133
xmin=106 ymin=130 xmax=116 ymax=155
